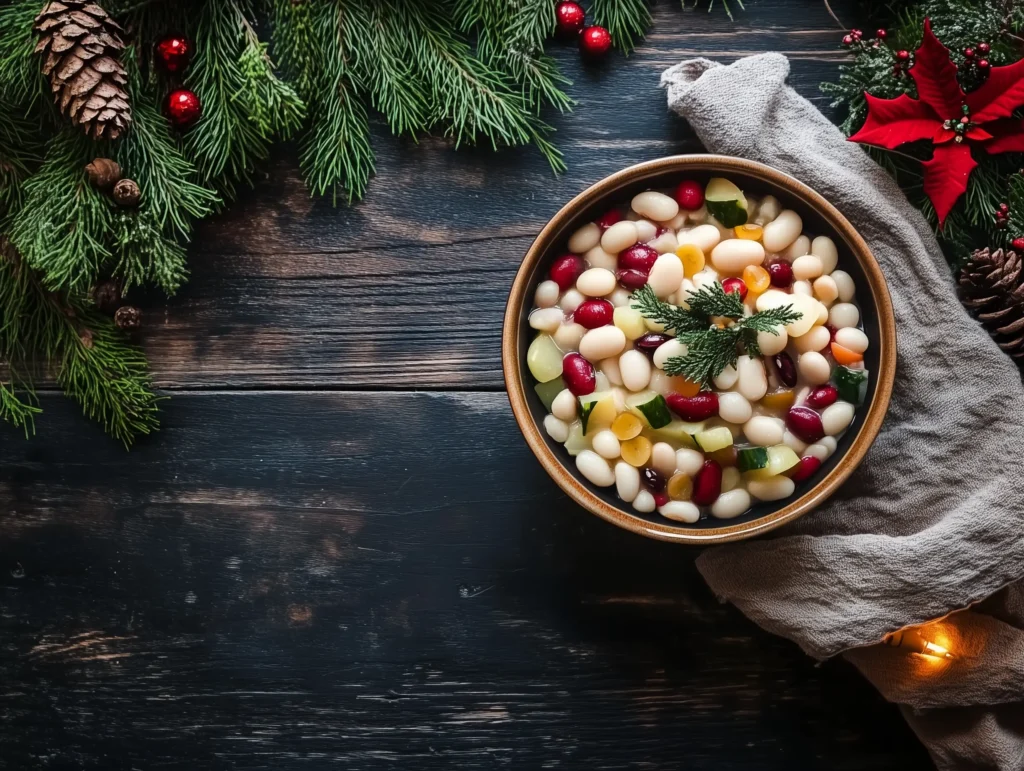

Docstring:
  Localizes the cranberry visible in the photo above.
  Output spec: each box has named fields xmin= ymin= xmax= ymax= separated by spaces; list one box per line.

xmin=666 ymin=392 xmax=719 ymax=421
xmin=635 ymin=333 xmax=671 ymax=354
xmin=653 ymin=492 xmax=670 ymax=508
xmin=692 ymin=460 xmax=723 ymax=506
xmin=789 ymin=455 xmax=822 ymax=483
xmin=786 ymin=406 xmax=825 ymax=443
xmin=773 ymin=352 xmax=797 ymax=388
xmin=562 ymin=353 xmax=596 ymax=396
xmin=767 ymin=260 xmax=793 ymax=288
xmin=655 ymin=226 xmax=669 ymax=237
xmin=642 ymin=467 xmax=667 ymax=493
xmin=616 ymin=269 xmax=648 ymax=290
xmin=573 ymin=299 xmax=613 ymax=329
xmin=722 ymin=276 xmax=747 ymax=300
xmin=806 ymin=385 xmax=839 ymax=409
xmin=675 ymin=180 xmax=704 ymax=210
xmin=826 ymin=324 xmax=839 ymax=342
xmin=618 ymin=243 xmax=659 ymax=273
xmin=550 ymin=254 xmax=584 ymax=290
xmin=595 ymin=209 xmax=622 ymax=231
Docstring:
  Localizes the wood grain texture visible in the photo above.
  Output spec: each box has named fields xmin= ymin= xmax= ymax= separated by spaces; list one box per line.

xmin=1 ymin=393 xmax=930 ymax=769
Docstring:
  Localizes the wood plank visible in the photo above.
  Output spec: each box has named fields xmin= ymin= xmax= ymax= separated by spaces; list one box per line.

xmin=0 ymin=392 xmax=929 ymax=769
xmin=135 ymin=0 xmax=858 ymax=389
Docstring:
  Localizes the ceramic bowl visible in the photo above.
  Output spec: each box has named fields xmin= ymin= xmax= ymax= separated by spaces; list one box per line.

xmin=502 ymin=155 xmax=896 ymax=544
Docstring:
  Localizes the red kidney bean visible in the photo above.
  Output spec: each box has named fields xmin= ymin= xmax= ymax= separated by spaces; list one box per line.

xmin=666 ymin=392 xmax=719 ymax=421
xmin=773 ymin=352 xmax=797 ymax=387
xmin=635 ymin=333 xmax=671 ymax=354
xmin=806 ymin=384 xmax=839 ymax=409
xmin=573 ymin=299 xmax=614 ymax=329
xmin=826 ymin=323 xmax=839 ymax=342
xmin=789 ymin=455 xmax=822 ymax=483
xmin=595 ymin=209 xmax=622 ymax=231
xmin=692 ymin=460 xmax=723 ymax=506
xmin=655 ymin=226 xmax=669 ymax=237
xmin=616 ymin=269 xmax=648 ymax=290
xmin=642 ymin=467 xmax=666 ymax=493
xmin=550 ymin=254 xmax=584 ymax=290
xmin=722 ymin=276 xmax=747 ymax=300
xmin=786 ymin=406 xmax=825 ymax=443
xmin=562 ymin=353 xmax=596 ymax=396
xmin=767 ymin=260 xmax=793 ymax=288
xmin=653 ymin=492 xmax=670 ymax=508
xmin=618 ymin=243 xmax=659 ymax=273
xmin=675 ymin=180 xmax=704 ymax=210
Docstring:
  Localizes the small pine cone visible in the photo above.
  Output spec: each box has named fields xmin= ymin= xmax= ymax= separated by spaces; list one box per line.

xmin=85 ymin=157 xmax=121 ymax=190
xmin=114 ymin=304 xmax=141 ymax=330
xmin=113 ymin=178 xmax=140 ymax=206
xmin=92 ymin=278 xmax=121 ymax=313
xmin=959 ymin=247 xmax=1024 ymax=359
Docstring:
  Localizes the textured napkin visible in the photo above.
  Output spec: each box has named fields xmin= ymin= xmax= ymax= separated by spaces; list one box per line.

xmin=662 ymin=54 xmax=1024 ymax=769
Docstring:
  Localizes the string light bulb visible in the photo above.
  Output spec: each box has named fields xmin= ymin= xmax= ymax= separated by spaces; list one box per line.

xmin=884 ymin=627 xmax=954 ymax=660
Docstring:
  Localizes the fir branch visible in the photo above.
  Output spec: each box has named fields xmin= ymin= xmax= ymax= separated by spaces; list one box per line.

xmin=0 ymin=379 xmax=39 ymax=436
xmin=629 ymin=283 xmax=707 ymax=333
xmin=590 ymin=0 xmax=651 ymax=55
xmin=685 ymin=280 xmax=745 ymax=319
xmin=111 ymin=211 xmax=189 ymax=295
xmin=666 ymin=325 xmax=743 ymax=385
xmin=0 ymin=99 xmax=44 ymax=214
xmin=0 ymin=0 xmax=47 ymax=109
xmin=237 ymin=14 xmax=306 ymax=141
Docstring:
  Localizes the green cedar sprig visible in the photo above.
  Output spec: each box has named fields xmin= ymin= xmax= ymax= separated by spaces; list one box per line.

xmin=630 ymin=283 xmax=801 ymax=386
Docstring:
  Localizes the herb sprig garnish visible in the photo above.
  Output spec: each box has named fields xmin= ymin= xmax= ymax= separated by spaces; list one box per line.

xmin=630 ymin=283 xmax=802 ymax=387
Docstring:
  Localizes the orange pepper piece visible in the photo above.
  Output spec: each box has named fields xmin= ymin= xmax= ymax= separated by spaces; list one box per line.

xmin=830 ymin=341 xmax=863 ymax=365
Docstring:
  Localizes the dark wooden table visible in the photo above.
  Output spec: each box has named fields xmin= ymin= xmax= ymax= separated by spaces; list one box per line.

xmin=1 ymin=2 xmax=934 ymax=768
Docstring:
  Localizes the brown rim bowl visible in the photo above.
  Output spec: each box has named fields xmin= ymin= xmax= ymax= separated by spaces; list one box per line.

xmin=502 ymin=155 xmax=896 ymax=545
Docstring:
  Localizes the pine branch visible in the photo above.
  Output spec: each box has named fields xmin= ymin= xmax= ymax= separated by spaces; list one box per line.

xmin=0 ymin=379 xmax=39 ymax=436
xmin=0 ymin=99 xmax=44 ymax=214
xmin=629 ymin=283 xmax=707 ymax=333
xmin=111 ymin=210 xmax=188 ymax=295
xmin=590 ymin=0 xmax=651 ymax=55
xmin=0 ymin=0 xmax=48 ymax=109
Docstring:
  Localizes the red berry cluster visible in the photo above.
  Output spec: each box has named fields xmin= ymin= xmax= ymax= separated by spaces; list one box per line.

xmin=893 ymin=48 xmax=912 ymax=77
xmin=1012 ymin=237 xmax=1024 ymax=252
xmin=995 ymin=202 xmax=1011 ymax=230
xmin=961 ymin=41 xmax=992 ymax=77
xmin=555 ymin=1 xmax=612 ymax=59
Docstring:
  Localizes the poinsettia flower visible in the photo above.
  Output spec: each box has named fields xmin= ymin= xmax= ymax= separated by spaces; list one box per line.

xmin=849 ymin=18 xmax=1024 ymax=226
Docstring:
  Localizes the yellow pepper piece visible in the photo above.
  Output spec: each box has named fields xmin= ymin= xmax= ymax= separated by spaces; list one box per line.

xmin=669 ymin=376 xmax=701 ymax=398
xmin=620 ymin=436 xmax=653 ymax=467
xmin=743 ymin=264 xmax=771 ymax=294
xmin=675 ymin=244 xmax=705 ymax=278
xmin=761 ymin=388 xmax=796 ymax=411
xmin=667 ymin=473 xmax=693 ymax=501
xmin=734 ymin=224 xmax=764 ymax=241
xmin=611 ymin=412 xmax=643 ymax=441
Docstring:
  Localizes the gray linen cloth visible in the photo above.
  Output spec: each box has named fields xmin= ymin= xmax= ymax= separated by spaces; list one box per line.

xmin=662 ymin=54 xmax=1024 ymax=769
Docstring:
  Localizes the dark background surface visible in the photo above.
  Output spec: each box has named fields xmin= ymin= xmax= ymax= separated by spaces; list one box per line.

xmin=0 ymin=1 xmax=934 ymax=768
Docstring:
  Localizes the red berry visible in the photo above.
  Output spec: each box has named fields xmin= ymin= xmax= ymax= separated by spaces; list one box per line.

xmin=896 ymin=50 xmax=910 ymax=61
xmin=642 ymin=467 xmax=667 ymax=493
xmin=1000 ymin=203 xmax=1010 ymax=213
xmin=549 ymin=254 xmax=584 ymax=290
xmin=616 ymin=269 xmax=648 ymax=290
xmin=554 ymin=1 xmax=586 ymax=37
xmin=155 ymin=36 xmax=191 ymax=73
xmin=580 ymin=25 xmax=612 ymax=57
xmin=979 ymin=59 xmax=991 ymax=70
xmin=655 ymin=225 xmax=670 ymax=237
xmin=806 ymin=385 xmax=839 ymax=409
xmin=789 ymin=456 xmax=822 ymax=483
xmin=767 ymin=260 xmax=794 ymax=287
xmin=1012 ymin=238 xmax=1024 ymax=251
xmin=634 ymin=333 xmax=671 ymax=354
xmin=851 ymin=29 xmax=863 ymax=39
xmin=562 ymin=353 xmax=596 ymax=396
xmin=653 ymin=492 xmax=670 ymax=508
xmin=666 ymin=392 xmax=719 ymax=422
xmin=842 ymin=34 xmax=853 ymax=46
xmin=964 ymin=47 xmax=975 ymax=58
xmin=876 ymin=28 xmax=887 ymax=39
xmin=773 ymin=352 xmax=797 ymax=388
xmin=721 ymin=276 xmax=747 ymax=300
xmin=595 ymin=208 xmax=622 ymax=231
xmin=573 ymin=299 xmax=614 ymax=329
xmin=978 ymin=42 xmax=991 ymax=54
xmin=618 ymin=243 xmax=659 ymax=273
xmin=786 ymin=406 xmax=825 ymax=444
xmin=692 ymin=460 xmax=723 ymax=506
xmin=675 ymin=180 xmax=704 ymax=210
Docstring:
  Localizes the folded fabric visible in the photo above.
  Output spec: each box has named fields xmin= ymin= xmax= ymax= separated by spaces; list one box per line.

xmin=661 ymin=53 xmax=1024 ymax=770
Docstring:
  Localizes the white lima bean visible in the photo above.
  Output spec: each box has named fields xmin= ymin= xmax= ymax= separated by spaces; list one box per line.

xmin=648 ymin=370 xmax=672 ymax=396
xmin=799 ymin=351 xmax=831 ymax=385
xmin=783 ymin=430 xmax=808 ymax=454
xmin=609 ymin=288 xmax=632 ymax=308
xmin=599 ymin=357 xmax=623 ymax=387
xmin=649 ymin=230 xmax=678 ymax=255
xmin=816 ymin=301 xmax=830 ymax=326
xmin=560 ymin=289 xmax=585 ymax=314
xmin=634 ymin=219 xmax=657 ymax=243
xmin=722 ymin=466 xmax=741 ymax=493
xmin=591 ymin=429 xmax=621 ymax=460
xmin=551 ymin=389 xmax=577 ymax=421
xmin=832 ymin=270 xmax=856 ymax=302
xmin=792 ymin=325 xmax=830 ymax=354
xmin=812 ymin=275 xmax=839 ymax=305
xmin=676 ymin=447 xmax=705 ymax=477
xmin=677 ymin=224 xmax=721 ymax=253
xmin=613 ymin=307 xmax=646 ymax=340
xmin=600 ymin=221 xmax=638 ymax=253
xmin=568 ymin=222 xmax=601 ymax=254
xmin=651 ymin=442 xmax=677 ymax=476
xmin=529 ymin=307 xmax=563 ymax=333
xmin=684 ymin=203 xmax=708 ymax=224
xmin=659 ymin=501 xmax=700 ymax=523
xmin=576 ymin=267 xmax=616 ymax=297
xmin=829 ymin=302 xmax=860 ymax=329
xmin=710 ymin=239 xmax=766 ymax=275
xmin=783 ymin=234 xmax=811 ymax=261
xmin=747 ymin=476 xmax=795 ymax=502
xmin=584 ymin=245 xmax=618 ymax=272
xmin=632 ymin=191 xmax=679 ymax=222
xmin=619 ymin=349 xmax=652 ymax=392
xmin=594 ymin=372 xmax=611 ymax=392
xmin=755 ymin=195 xmax=781 ymax=225
xmin=792 ymin=280 xmax=813 ymax=296
xmin=736 ymin=355 xmax=768 ymax=401
xmin=711 ymin=488 xmax=751 ymax=519
xmin=756 ymin=327 xmax=788 ymax=356
xmin=835 ymin=327 xmax=869 ymax=353
xmin=615 ymin=462 xmax=640 ymax=503
xmin=653 ymin=338 xmax=688 ymax=370
xmin=718 ymin=392 xmax=752 ymax=424
xmin=821 ymin=401 xmax=856 ymax=436
xmin=792 ymin=254 xmax=823 ymax=281
xmin=633 ymin=489 xmax=656 ymax=513
xmin=535 ymin=280 xmax=560 ymax=308
xmin=744 ymin=415 xmax=785 ymax=446
xmin=693 ymin=269 xmax=720 ymax=291
xmin=811 ymin=236 xmax=839 ymax=274
xmin=553 ymin=322 xmax=585 ymax=351
xmin=713 ymin=364 xmax=739 ymax=390
xmin=579 ymin=326 xmax=627 ymax=361
xmin=648 ymin=253 xmax=684 ymax=298
xmin=544 ymin=414 xmax=569 ymax=443
xmin=667 ymin=212 xmax=688 ymax=230
xmin=804 ymin=442 xmax=830 ymax=462
xmin=576 ymin=450 xmax=615 ymax=487
xmin=762 ymin=209 xmax=803 ymax=252
xmin=819 ymin=436 xmax=838 ymax=457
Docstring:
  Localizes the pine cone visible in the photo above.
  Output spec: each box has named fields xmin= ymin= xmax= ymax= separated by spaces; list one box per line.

xmin=112 ymin=178 xmax=140 ymax=206
xmin=92 ymin=279 xmax=121 ymax=314
xmin=34 ymin=1 xmax=131 ymax=141
xmin=114 ymin=305 xmax=141 ymax=331
xmin=959 ymin=247 xmax=1024 ymax=359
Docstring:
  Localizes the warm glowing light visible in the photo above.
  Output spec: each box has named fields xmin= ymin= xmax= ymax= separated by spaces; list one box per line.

xmin=884 ymin=627 xmax=954 ymax=660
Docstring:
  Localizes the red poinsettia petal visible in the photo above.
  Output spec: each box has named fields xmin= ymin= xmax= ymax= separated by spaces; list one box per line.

xmin=910 ymin=18 xmax=965 ymax=119
xmin=965 ymin=58 xmax=1024 ymax=123
xmin=933 ymin=125 xmax=956 ymax=144
xmin=922 ymin=142 xmax=977 ymax=227
xmin=848 ymin=93 xmax=942 ymax=149
xmin=965 ymin=126 xmax=992 ymax=141
xmin=980 ymin=118 xmax=1024 ymax=154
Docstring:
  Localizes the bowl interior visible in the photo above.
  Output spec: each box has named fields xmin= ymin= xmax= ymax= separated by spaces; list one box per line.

xmin=511 ymin=158 xmax=888 ymax=539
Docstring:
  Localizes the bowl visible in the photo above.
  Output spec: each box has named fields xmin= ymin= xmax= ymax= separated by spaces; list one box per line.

xmin=502 ymin=155 xmax=896 ymax=544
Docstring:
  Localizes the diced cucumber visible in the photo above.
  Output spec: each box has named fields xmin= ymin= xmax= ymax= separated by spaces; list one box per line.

xmin=564 ymin=421 xmax=590 ymax=456
xmin=534 ymin=377 xmax=565 ymax=410
xmin=704 ymin=177 xmax=748 ymax=228
xmin=578 ymin=391 xmax=616 ymax=435
xmin=737 ymin=446 xmax=770 ymax=473
xmin=625 ymin=391 xmax=672 ymax=429
xmin=527 ymin=333 xmax=563 ymax=383
xmin=744 ymin=445 xmax=800 ymax=480
xmin=695 ymin=426 xmax=734 ymax=453
xmin=647 ymin=420 xmax=704 ymax=450
xmin=832 ymin=365 xmax=869 ymax=405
